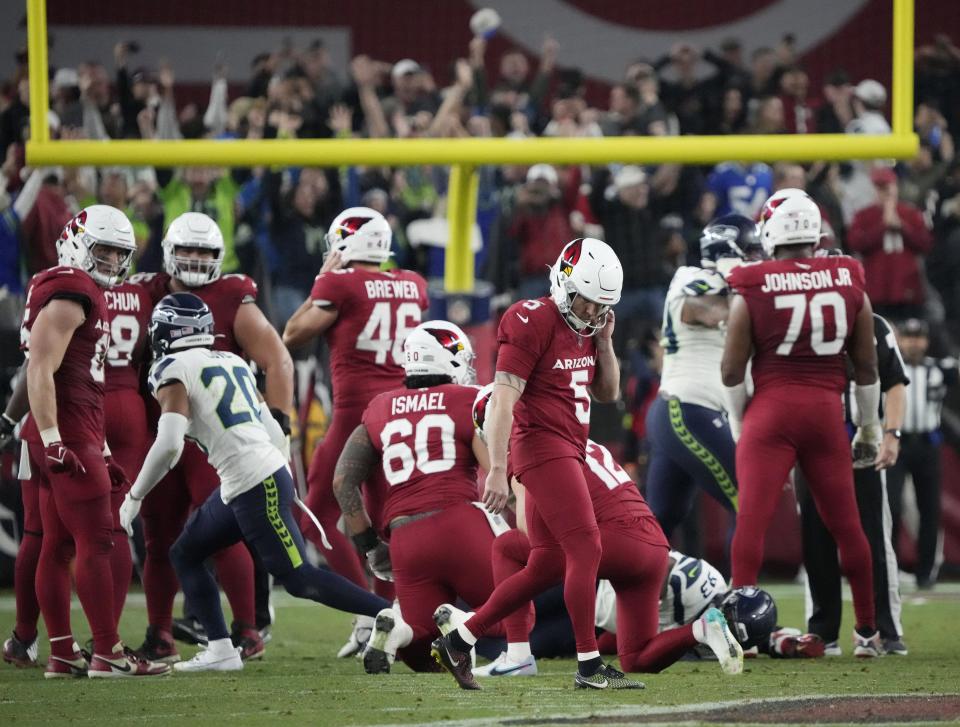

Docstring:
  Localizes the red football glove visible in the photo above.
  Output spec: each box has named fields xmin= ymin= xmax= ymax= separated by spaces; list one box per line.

xmin=45 ymin=442 xmax=86 ymax=476
xmin=105 ymin=455 xmax=130 ymax=491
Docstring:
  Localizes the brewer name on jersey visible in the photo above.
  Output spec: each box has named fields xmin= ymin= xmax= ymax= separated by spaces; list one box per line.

xmin=364 ymin=279 xmax=422 ymax=300
xmin=390 ymin=391 xmax=447 ymax=415
xmin=553 ymin=355 xmax=596 ymax=370
xmin=760 ymin=266 xmax=854 ymax=293
xmin=104 ymin=289 xmax=144 ymax=312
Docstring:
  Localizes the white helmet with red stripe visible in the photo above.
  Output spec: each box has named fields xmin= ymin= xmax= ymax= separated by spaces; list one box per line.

xmin=325 ymin=206 xmax=393 ymax=264
xmin=402 ymin=320 xmax=476 ymax=385
xmin=549 ymin=237 xmax=623 ymax=336
xmin=758 ymin=191 xmax=821 ymax=251
xmin=57 ymin=205 xmax=136 ymax=288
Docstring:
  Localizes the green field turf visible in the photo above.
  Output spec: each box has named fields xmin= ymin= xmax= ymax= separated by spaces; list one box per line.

xmin=0 ymin=583 xmax=957 ymax=726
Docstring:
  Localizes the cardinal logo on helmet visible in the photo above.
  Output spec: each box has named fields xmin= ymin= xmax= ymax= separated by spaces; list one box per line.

xmin=560 ymin=239 xmax=583 ymax=277
xmin=425 ymin=327 xmax=464 ymax=355
xmin=334 ymin=216 xmax=374 ymax=240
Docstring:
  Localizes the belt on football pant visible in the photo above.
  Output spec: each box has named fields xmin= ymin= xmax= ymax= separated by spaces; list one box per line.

xmin=389 ymin=509 xmax=442 ymax=531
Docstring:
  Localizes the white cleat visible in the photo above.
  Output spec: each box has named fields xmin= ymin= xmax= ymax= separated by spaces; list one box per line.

xmin=363 ymin=608 xmax=413 ymax=674
xmin=174 ymin=644 xmax=243 ymax=673
xmin=474 ymin=652 xmax=538 ymax=677
xmin=337 ymin=615 xmax=375 ymax=658
xmin=853 ymin=629 xmax=883 ymax=658
xmin=433 ymin=603 xmax=472 ymax=636
xmin=694 ymin=607 xmax=744 ymax=675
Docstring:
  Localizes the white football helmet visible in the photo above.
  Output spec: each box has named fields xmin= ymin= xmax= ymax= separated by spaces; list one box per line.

xmin=549 ymin=238 xmax=623 ymax=336
xmin=403 ymin=320 xmax=476 ymax=385
xmin=56 ymin=205 xmax=136 ymax=288
xmin=472 ymin=383 xmax=494 ymax=442
xmin=326 ymin=206 xmax=393 ymax=264
xmin=760 ymin=194 xmax=821 ymax=251
xmin=162 ymin=212 xmax=225 ymax=287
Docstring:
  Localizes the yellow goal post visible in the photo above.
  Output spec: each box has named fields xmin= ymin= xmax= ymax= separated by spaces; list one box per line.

xmin=25 ymin=0 xmax=917 ymax=293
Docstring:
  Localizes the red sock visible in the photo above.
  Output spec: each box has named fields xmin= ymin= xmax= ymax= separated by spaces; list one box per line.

xmin=214 ymin=543 xmax=256 ymax=627
xmin=13 ymin=530 xmax=42 ymax=643
xmin=597 ymin=631 xmax=618 ymax=655
xmin=491 ymin=530 xmax=536 ymax=643
xmin=111 ymin=529 xmax=132 ymax=619
xmin=143 ymin=526 xmax=181 ymax=632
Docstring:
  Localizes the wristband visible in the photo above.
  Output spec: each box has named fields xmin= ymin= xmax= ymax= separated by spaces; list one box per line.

xmin=40 ymin=426 xmax=62 ymax=446
xmin=884 ymin=428 xmax=902 ymax=440
xmin=351 ymin=527 xmax=379 ymax=553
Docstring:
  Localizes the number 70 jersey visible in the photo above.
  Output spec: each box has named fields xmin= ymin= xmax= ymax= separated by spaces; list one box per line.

xmin=727 ymin=256 xmax=867 ymax=395
xmin=148 ymin=347 xmax=287 ymax=502
xmin=310 ymin=267 xmax=429 ymax=409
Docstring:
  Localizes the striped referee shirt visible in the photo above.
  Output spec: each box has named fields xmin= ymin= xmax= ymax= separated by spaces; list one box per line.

xmin=903 ymin=356 xmax=959 ymax=434
xmin=845 ymin=315 xmax=909 ymax=425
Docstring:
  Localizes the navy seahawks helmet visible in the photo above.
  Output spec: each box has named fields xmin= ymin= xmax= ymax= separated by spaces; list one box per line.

xmin=700 ymin=214 xmax=764 ymax=274
xmin=149 ymin=292 xmax=216 ymax=359
xmin=719 ymin=586 xmax=778 ymax=649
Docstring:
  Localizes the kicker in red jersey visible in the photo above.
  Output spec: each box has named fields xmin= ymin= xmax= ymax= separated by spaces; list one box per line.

xmin=727 ymin=256 xmax=866 ymax=394
xmin=362 ymin=383 xmax=479 ymax=528
xmin=310 ymin=267 xmax=428 ymax=409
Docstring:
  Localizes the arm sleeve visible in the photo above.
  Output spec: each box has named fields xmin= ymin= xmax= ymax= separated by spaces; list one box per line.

xmin=130 ymin=412 xmax=188 ymax=499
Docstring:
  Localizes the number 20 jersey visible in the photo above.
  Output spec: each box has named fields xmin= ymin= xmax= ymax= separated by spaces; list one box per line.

xmin=496 ymin=297 xmax=596 ymax=474
xmin=148 ymin=347 xmax=287 ymax=502
xmin=727 ymin=256 xmax=866 ymax=395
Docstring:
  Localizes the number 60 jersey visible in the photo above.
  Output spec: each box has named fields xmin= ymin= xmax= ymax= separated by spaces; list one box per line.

xmin=148 ymin=348 xmax=287 ymax=502
xmin=727 ymin=256 xmax=866 ymax=395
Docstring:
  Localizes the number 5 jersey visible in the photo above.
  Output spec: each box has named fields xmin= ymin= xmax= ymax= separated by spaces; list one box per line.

xmin=147 ymin=348 xmax=287 ymax=502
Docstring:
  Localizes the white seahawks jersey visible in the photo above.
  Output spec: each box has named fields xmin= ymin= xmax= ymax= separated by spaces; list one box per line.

xmin=148 ymin=347 xmax=287 ymax=503
xmin=659 ymin=266 xmax=728 ymax=411
xmin=594 ymin=550 xmax=726 ymax=633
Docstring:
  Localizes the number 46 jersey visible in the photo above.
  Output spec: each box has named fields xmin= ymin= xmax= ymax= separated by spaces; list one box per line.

xmin=148 ymin=347 xmax=287 ymax=502
xmin=728 ymin=256 xmax=866 ymax=395
xmin=311 ymin=267 xmax=429 ymax=409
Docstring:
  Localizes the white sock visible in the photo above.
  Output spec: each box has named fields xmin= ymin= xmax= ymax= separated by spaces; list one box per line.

xmin=207 ymin=638 xmax=237 ymax=657
xmin=577 ymin=650 xmax=600 ymax=662
xmin=506 ymin=642 xmax=532 ymax=662
xmin=692 ymin=617 xmax=707 ymax=643
xmin=456 ymin=621 xmax=478 ymax=647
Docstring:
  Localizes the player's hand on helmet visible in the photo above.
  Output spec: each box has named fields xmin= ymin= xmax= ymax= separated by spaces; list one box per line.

xmin=44 ymin=441 xmax=86 ymax=476
xmin=105 ymin=455 xmax=130 ymax=491
xmin=597 ymin=309 xmax=615 ymax=344
xmin=851 ymin=424 xmax=882 ymax=470
xmin=319 ymin=250 xmax=343 ymax=275
xmin=0 ymin=413 xmax=16 ymax=452
xmin=874 ymin=431 xmax=900 ymax=471
xmin=365 ymin=541 xmax=393 ymax=582
xmin=119 ymin=493 xmax=142 ymax=538
xmin=482 ymin=468 xmax=510 ymax=515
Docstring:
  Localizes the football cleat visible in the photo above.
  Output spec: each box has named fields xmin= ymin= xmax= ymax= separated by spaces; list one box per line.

xmin=433 ymin=603 xmax=471 ymax=636
xmin=574 ymin=663 xmax=644 ymax=690
xmin=769 ymin=628 xmax=825 ymax=659
xmin=882 ymin=638 xmax=908 ymax=656
xmin=474 ymin=652 xmax=538 ymax=677
xmin=853 ymin=629 xmax=883 ymax=658
xmin=174 ymin=643 xmax=244 ymax=673
xmin=363 ymin=608 xmax=414 ymax=674
xmin=88 ymin=647 xmax=171 ymax=677
xmin=3 ymin=631 xmax=39 ymax=668
xmin=171 ymin=616 xmax=208 ymax=646
xmin=693 ymin=607 xmax=744 ymax=675
xmin=431 ymin=634 xmax=481 ymax=690
xmin=44 ymin=649 xmax=90 ymax=679
xmin=337 ymin=615 xmax=375 ymax=658
xmin=231 ymin=623 xmax=265 ymax=661
xmin=824 ymin=640 xmax=842 ymax=657
xmin=135 ymin=625 xmax=181 ymax=664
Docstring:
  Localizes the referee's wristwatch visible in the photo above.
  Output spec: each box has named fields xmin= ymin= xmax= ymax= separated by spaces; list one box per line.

xmin=884 ymin=428 xmax=902 ymax=440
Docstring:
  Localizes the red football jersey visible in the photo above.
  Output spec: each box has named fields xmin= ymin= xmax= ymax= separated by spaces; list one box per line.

xmin=728 ymin=256 xmax=867 ymax=394
xmin=311 ymin=267 xmax=429 ymax=409
xmin=496 ymin=297 xmax=596 ymax=474
xmin=362 ymin=383 xmax=479 ymax=527
xmin=103 ymin=281 xmax=153 ymax=392
xmin=19 ymin=267 xmax=109 ymax=447
xmin=129 ymin=272 xmax=257 ymax=356
xmin=584 ymin=440 xmax=667 ymax=546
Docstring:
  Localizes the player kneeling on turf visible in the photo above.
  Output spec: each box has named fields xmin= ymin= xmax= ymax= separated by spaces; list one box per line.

xmin=120 ymin=293 xmax=390 ymax=672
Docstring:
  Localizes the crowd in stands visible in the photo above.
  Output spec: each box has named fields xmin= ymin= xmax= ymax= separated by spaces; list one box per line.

xmin=0 ymin=30 xmax=959 ymax=446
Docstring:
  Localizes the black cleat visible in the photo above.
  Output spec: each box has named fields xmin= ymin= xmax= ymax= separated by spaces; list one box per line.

xmin=3 ymin=631 xmax=39 ymax=668
xmin=574 ymin=663 xmax=645 ymax=690
xmin=172 ymin=616 xmax=208 ymax=646
xmin=431 ymin=634 xmax=480 ymax=690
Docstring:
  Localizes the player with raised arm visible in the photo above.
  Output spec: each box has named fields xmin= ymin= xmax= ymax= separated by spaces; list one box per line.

xmin=19 ymin=206 xmax=169 ymax=677
xmin=332 ymin=321 xmax=509 ymax=674
xmin=129 ymin=212 xmax=293 ymax=663
xmin=282 ymin=207 xmax=428 ymax=656
xmin=462 ymin=386 xmax=742 ymax=678
xmin=119 ymin=293 xmax=391 ymax=672
xmin=721 ymin=193 xmax=882 ymax=657
xmin=646 ymin=214 xmax=764 ymax=537
xmin=432 ymin=238 xmax=641 ymax=691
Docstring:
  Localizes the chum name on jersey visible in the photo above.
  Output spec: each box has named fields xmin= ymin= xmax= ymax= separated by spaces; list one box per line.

xmin=759 ymin=266 xmax=854 ymax=293
xmin=390 ymin=391 xmax=447 ymax=415
xmin=103 ymin=290 xmax=144 ymax=312
xmin=363 ymin=279 xmax=422 ymax=300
